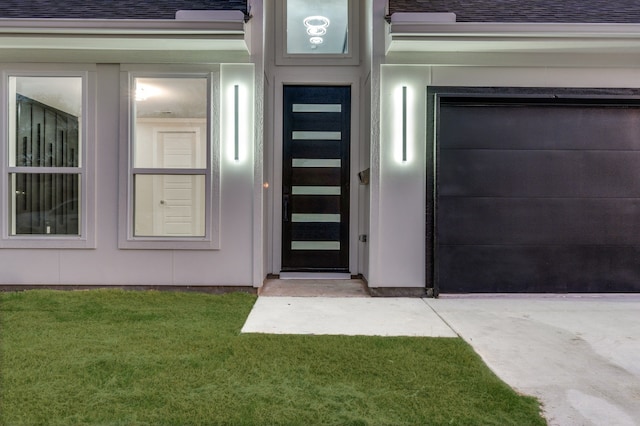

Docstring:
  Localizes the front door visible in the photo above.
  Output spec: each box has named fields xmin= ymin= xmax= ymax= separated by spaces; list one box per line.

xmin=282 ymin=86 xmax=350 ymax=272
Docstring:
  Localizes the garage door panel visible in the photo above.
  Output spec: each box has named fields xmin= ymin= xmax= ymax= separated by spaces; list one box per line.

xmin=439 ymin=245 xmax=640 ymax=293
xmin=438 ymin=198 xmax=640 ymax=246
xmin=439 ymin=246 xmax=565 ymax=293
xmin=440 ymin=104 xmax=640 ymax=151
xmin=440 ymin=150 xmax=640 ymax=198
xmin=435 ymin=93 xmax=640 ymax=293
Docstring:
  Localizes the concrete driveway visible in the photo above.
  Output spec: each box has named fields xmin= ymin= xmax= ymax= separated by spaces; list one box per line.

xmin=243 ymin=291 xmax=640 ymax=425
xmin=425 ymin=295 xmax=640 ymax=426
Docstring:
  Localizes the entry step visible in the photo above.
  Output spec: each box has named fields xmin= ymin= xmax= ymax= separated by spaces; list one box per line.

xmin=279 ymin=272 xmax=351 ymax=280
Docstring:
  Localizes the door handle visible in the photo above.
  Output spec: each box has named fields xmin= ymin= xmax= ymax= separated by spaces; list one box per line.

xmin=283 ymin=194 xmax=290 ymax=222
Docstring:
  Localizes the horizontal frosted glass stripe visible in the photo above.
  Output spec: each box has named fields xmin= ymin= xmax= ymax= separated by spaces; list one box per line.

xmin=292 ymin=241 xmax=341 ymax=250
xmin=292 ymin=186 xmax=341 ymax=195
xmin=292 ymin=104 xmax=342 ymax=113
xmin=292 ymin=159 xmax=341 ymax=168
xmin=292 ymin=131 xmax=341 ymax=140
xmin=292 ymin=213 xmax=341 ymax=223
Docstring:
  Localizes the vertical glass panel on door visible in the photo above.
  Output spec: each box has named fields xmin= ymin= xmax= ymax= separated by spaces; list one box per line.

xmin=133 ymin=77 xmax=207 ymax=169
xmin=286 ymin=0 xmax=349 ymax=55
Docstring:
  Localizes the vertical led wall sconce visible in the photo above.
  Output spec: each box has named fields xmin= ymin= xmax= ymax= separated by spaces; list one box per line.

xmin=222 ymin=64 xmax=254 ymax=165
xmin=234 ymin=84 xmax=239 ymax=161
xmin=402 ymin=86 xmax=407 ymax=162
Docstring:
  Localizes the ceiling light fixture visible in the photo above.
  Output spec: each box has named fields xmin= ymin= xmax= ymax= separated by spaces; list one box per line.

xmin=304 ymin=15 xmax=330 ymax=47
xmin=134 ymin=83 xmax=162 ymax=102
xmin=135 ymin=86 xmax=148 ymax=101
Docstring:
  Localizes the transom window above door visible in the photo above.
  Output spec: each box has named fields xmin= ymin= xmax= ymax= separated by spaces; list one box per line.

xmin=277 ymin=0 xmax=358 ymax=65
xmin=286 ymin=0 xmax=349 ymax=55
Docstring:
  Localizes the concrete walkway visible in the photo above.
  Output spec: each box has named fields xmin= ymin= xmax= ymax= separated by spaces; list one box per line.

xmin=242 ymin=292 xmax=640 ymax=426
xmin=242 ymin=296 xmax=456 ymax=337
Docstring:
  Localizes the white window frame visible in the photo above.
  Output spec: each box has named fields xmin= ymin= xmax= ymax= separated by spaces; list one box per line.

xmin=275 ymin=0 xmax=360 ymax=66
xmin=118 ymin=68 xmax=221 ymax=250
xmin=0 ymin=67 xmax=96 ymax=249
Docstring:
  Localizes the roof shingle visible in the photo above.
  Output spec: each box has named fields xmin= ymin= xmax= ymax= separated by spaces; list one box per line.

xmin=389 ymin=0 xmax=640 ymax=23
xmin=0 ymin=0 xmax=247 ymax=19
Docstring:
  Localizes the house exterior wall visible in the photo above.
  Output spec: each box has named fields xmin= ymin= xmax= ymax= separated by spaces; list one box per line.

xmin=4 ymin=1 xmax=640 ymax=292
xmin=372 ymin=65 xmax=430 ymax=290
xmin=378 ymin=26 xmax=640 ymax=291
xmin=0 ymin=62 xmax=257 ymax=287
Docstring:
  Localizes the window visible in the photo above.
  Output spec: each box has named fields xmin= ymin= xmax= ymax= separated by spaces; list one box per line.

xmin=120 ymin=73 xmax=219 ymax=249
xmin=287 ymin=0 xmax=349 ymax=55
xmin=276 ymin=0 xmax=358 ymax=65
xmin=2 ymin=72 xmax=94 ymax=248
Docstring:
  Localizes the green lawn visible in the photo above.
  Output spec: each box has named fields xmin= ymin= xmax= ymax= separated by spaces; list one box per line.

xmin=0 ymin=290 xmax=545 ymax=425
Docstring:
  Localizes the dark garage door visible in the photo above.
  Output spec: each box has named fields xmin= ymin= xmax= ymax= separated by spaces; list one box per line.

xmin=433 ymin=90 xmax=640 ymax=293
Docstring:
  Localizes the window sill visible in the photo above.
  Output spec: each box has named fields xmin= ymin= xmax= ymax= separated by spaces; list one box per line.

xmin=1 ymin=235 xmax=95 ymax=249
xmin=118 ymin=237 xmax=220 ymax=250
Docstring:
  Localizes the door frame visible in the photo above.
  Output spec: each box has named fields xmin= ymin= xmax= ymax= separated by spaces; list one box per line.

xmin=152 ymin=127 xmax=204 ymax=237
xmin=269 ymin=68 xmax=362 ymax=276
xmin=281 ymin=85 xmax=351 ymax=272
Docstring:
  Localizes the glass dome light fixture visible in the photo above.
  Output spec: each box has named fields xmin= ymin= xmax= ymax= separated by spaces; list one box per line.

xmin=307 ymin=26 xmax=327 ymax=36
xmin=303 ymin=15 xmax=330 ymax=37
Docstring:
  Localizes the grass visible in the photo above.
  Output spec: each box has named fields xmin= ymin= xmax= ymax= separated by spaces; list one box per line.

xmin=0 ymin=290 xmax=545 ymax=425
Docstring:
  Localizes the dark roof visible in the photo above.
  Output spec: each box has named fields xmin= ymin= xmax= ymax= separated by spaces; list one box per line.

xmin=0 ymin=0 xmax=247 ymax=19
xmin=389 ymin=0 xmax=640 ymax=23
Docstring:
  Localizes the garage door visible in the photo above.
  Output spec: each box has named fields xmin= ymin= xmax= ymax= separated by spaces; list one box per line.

xmin=433 ymin=90 xmax=640 ymax=293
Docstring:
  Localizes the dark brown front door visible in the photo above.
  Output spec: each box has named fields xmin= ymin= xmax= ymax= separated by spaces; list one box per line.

xmin=282 ymin=86 xmax=350 ymax=272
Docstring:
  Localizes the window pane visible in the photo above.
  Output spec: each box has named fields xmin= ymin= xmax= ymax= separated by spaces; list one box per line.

xmin=287 ymin=0 xmax=349 ymax=54
xmin=11 ymin=173 xmax=80 ymax=235
xmin=10 ymin=76 xmax=82 ymax=168
xmin=134 ymin=175 xmax=205 ymax=237
xmin=133 ymin=77 xmax=207 ymax=169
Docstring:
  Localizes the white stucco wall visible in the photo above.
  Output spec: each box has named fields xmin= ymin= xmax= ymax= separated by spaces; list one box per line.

xmin=370 ymin=65 xmax=430 ymax=289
